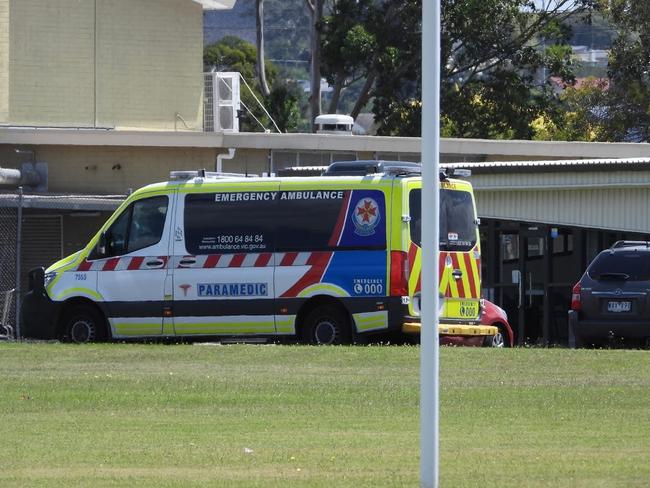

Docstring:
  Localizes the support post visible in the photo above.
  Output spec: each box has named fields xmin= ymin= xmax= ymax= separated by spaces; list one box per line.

xmin=420 ymin=1 xmax=441 ymax=487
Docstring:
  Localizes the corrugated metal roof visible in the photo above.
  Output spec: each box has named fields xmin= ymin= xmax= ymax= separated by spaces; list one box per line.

xmin=442 ymin=158 xmax=650 ymax=173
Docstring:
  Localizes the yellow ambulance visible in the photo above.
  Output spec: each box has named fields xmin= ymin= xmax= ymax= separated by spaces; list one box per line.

xmin=22 ymin=161 xmax=496 ymax=344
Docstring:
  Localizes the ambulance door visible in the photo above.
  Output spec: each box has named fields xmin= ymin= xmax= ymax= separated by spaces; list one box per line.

xmin=171 ymin=186 xmax=278 ymax=336
xmin=94 ymin=192 xmax=173 ymax=337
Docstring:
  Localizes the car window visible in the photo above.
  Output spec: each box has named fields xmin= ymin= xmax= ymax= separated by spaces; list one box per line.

xmin=587 ymin=251 xmax=650 ymax=281
xmin=105 ymin=206 xmax=130 ymax=257
xmin=184 ymin=192 xmax=275 ymax=254
xmin=409 ymin=188 xmax=477 ymax=252
xmin=102 ymin=196 xmax=168 ymax=257
xmin=127 ymin=197 xmax=168 ymax=253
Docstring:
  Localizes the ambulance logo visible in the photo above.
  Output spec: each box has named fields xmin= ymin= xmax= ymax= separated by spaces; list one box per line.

xmin=353 ymin=198 xmax=380 ymax=236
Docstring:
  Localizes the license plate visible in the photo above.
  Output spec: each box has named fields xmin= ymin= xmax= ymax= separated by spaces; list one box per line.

xmin=443 ymin=300 xmax=480 ymax=319
xmin=607 ymin=301 xmax=631 ymax=313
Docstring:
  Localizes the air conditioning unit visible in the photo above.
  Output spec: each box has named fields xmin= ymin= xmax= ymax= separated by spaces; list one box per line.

xmin=204 ymin=72 xmax=241 ymax=132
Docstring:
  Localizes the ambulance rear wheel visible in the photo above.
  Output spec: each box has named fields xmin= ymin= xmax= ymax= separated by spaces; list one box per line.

xmin=302 ymin=305 xmax=351 ymax=345
xmin=62 ymin=305 xmax=107 ymax=344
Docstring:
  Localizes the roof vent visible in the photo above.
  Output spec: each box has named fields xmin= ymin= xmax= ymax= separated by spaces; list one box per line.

xmin=315 ymin=114 xmax=354 ymax=135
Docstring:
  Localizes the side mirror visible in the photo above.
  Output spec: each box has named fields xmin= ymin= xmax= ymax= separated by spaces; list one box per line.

xmin=28 ymin=267 xmax=45 ymax=292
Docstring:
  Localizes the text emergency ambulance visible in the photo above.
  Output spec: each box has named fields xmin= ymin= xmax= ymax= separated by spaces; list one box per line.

xmin=22 ymin=161 xmax=497 ymax=344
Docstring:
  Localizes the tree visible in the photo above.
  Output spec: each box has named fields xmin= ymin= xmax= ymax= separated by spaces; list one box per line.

xmin=599 ymin=1 xmax=650 ymax=141
xmin=255 ymin=0 xmax=271 ymax=97
xmin=531 ymin=78 xmax=610 ymax=141
xmin=320 ymin=0 xmax=596 ymax=137
xmin=304 ymin=0 xmax=325 ymax=131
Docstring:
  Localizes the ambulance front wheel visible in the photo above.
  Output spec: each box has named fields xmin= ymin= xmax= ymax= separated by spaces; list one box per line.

xmin=302 ymin=305 xmax=351 ymax=345
xmin=61 ymin=304 xmax=107 ymax=344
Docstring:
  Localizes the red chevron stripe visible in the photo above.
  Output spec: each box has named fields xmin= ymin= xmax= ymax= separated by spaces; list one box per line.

xmin=77 ymin=260 xmax=92 ymax=271
xmin=255 ymin=253 xmax=272 ymax=267
xmin=280 ymin=252 xmax=298 ymax=266
xmin=102 ymin=258 xmax=120 ymax=271
xmin=450 ymin=253 xmax=465 ymax=297
xmin=328 ymin=190 xmax=351 ymax=247
xmin=204 ymin=254 xmax=220 ymax=268
xmin=127 ymin=257 xmax=143 ymax=270
xmin=280 ymin=252 xmax=332 ymax=298
xmin=230 ymin=254 xmax=245 ymax=267
xmin=408 ymin=242 xmax=419 ymax=274
xmin=463 ymin=253 xmax=477 ymax=298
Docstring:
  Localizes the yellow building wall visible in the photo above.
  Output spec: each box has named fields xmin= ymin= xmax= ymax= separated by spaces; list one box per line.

xmin=6 ymin=0 xmax=203 ymax=130
xmin=96 ymin=0 xmax=204 ymax=131
xmin=9 ymin=0 xmax=95 ymax=126
xmin=0 ymin=0 xmax=9 ymax=123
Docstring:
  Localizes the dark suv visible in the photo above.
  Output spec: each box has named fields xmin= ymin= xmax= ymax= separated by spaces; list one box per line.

xmin=569 ymin=241 xmax=650 ymax=347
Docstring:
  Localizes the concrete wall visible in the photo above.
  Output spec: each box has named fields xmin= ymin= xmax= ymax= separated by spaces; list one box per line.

xmin=5 ymin=0 xmax=203 ymax=130
xmin=0 ymin=144 xmax=271 ymax=194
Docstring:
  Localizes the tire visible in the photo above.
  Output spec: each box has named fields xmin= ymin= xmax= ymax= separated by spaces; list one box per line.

xmin=61 ymin=305 xmax=107 ymax=344
xmin=301 ymin=305 xmax=351 ymax=345
xmin=484 ymin=326 xmax=505 ymax=348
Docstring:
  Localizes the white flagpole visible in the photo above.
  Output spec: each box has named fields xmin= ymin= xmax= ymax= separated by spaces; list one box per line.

xmin=420 ymin=0 xmax=441 ymax=487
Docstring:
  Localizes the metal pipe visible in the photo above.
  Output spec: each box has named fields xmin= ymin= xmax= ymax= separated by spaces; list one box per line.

xmin=0 ymin=166 xmax=41 ymax=188
xmin=215 ymin=148 xmax=236 ymax=172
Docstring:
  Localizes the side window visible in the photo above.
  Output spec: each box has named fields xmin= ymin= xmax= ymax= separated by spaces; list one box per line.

xmin=276 ymin=189 xmax=386 ymax=251
xmin=184 ymin=192 xmax=276 ymax=254
xmin=127 ymin=197 xmax=169 ymax=253
xmin=102 ymin=196 xmax=168 ymax=257
xmin=105 ymin=207 xmax=130 ymax=257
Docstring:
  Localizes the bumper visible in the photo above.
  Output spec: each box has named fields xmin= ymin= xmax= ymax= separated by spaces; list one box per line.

xmin=570 ymin=314 xmax=650 ymax=342
xmin=21 ymin=290 xmax=59 ymax=340
xmin=402 ymin=321 xmax=498 ymax=337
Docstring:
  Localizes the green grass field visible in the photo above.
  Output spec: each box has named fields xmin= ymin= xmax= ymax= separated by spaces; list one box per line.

xmin=0 ymin=343 xmax=648 ymax=487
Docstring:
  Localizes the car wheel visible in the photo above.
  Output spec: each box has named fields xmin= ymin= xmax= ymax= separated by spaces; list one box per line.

xmin=302 ymin=305 xmax=351 ymax=345
xmin=61 ymin=305 xmax=107 ymax=344
xmin=496 ymin=323 xmax=511 ymax=347
xmin=484 ymin=326 xmax=505 ymax=348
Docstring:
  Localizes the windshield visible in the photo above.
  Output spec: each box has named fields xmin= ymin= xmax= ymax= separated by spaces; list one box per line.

xmin=588 ymin=251 xmax=650 ymax=281
xmin=409 ymin=188 xmax=477 ymax=252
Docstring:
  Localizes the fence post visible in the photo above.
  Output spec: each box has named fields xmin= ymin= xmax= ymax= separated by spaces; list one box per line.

xmin=15 ymin=187 xmax=23 ymax=339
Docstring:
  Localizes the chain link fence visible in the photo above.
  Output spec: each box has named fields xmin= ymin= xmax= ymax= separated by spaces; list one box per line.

xmin=0 ymin=188 xmax=124 ymax=340
xmin=0 ymin=190 xmax=20 ymax=339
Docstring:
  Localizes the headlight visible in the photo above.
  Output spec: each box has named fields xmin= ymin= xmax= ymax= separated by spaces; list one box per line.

xmin=43 ymin=272 xmax=57 ymax=287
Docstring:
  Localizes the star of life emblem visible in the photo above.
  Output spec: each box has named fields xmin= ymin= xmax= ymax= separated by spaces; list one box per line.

xmin=352 ymin=198 xmax=380 ymax=236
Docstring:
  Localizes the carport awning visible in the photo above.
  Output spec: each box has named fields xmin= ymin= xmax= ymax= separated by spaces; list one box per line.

xmin=441 ymin=159 xmax=650 ymax=233
xmin=0 ymin=194 xmax=125 ymax=211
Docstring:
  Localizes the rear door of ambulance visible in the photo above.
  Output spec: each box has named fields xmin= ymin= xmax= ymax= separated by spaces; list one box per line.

xmin=405 ymin=180 xmax=481 ymax=322
xmin=171 ymin=181 xmax=279 ymax=337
